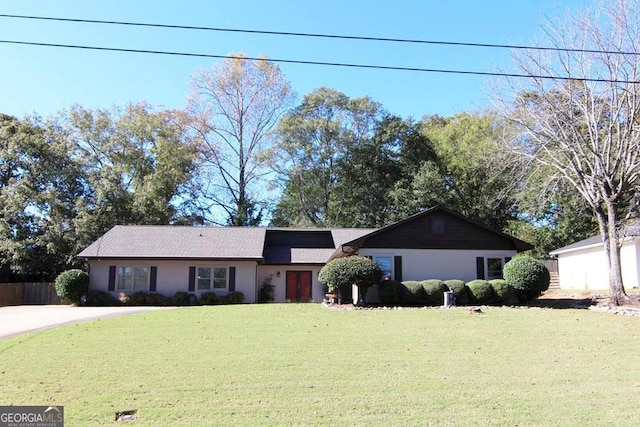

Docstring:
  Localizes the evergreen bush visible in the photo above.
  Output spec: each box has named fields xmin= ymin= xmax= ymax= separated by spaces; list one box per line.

xmin=54 ymin=269 xmax=89 ymax=304
xmin=378 ymin=280 xmax=402 ymax=306
xmin=466 ymin=280 xmax=495 ymax=304
xmin=400 ymin=281 xmax=426 ymax=305
xmin=421 ymin=279 xmax=448 ymax=306
xmin=318 ymin=256 xmax=382 ymax=300
xmin=503 ymin=256 xmax=550 ymax=301
xmin=223 ymin=291 xmax=245 ymax=304
xmin=200 ymin=292 xmax=220 ymax=305
xmin=83 ymin=291 xmax=120 ymax=306
xmin=171 ymin=292 xmax=191 ymax=306
xmin=490 ymin=279 xmax=519 ymax=305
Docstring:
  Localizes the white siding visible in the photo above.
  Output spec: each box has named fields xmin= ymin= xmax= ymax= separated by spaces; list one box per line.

xmin=88 ymin=259 xmax=259 ymax=303
xmin=359 ymin=248 xmax=517 ymax=282
xmin=556 ymin=239 xmax=640 ymax=290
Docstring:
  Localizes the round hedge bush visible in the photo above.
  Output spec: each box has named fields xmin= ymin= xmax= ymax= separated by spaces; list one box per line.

xmin=444 ymin=279 xmax=470 ymax=306
xmin=200 ymin=292 xmax=219 ymax=305
xmin=318 ymin=256 xmax=382 ymax=294
xmin=83 ymin=291 xmax=120 ymax=306
xmin=54 ymin=269 xmax=89 ymax=304
xmin=172 ymin=291 xmax=191 ymax=306
xmin=400 ymin=281 xmax=426 ymax=305
xmin=466 ymin=280 xmax=495 ymax=304
xmin=421 ymin=279 xmax=448 ymax=306
xmin=489 ymin=279 xmax=519 ymax=305
xmin=378 ymin=279 xmax=402 ymax=306
xmin=503 ymin=256 xmax=550 ymax=301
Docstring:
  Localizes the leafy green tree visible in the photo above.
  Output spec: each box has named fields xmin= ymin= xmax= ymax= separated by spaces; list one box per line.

xmin=0 ymin=114 xmax=85 ymax=280
xmin=187 ymin=54 xmax=295 ymax=225
xmin=418 ymin=112 xmax=523 ymax=230
xmin=337 ymin=116 xmax=432 ymax=227
xmin=61 ymin=103 xmax=199 ymax=239
xmin=270 ymin=88 xmax=384 ymax=226
xmin=512 ymin=167 xmax=599 ymax=258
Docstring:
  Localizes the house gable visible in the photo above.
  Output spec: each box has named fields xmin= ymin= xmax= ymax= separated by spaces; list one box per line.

xmin=343 ymin=206 xmax=532 ymax=252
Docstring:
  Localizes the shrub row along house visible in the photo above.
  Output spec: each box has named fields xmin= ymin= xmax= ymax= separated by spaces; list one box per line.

xmin=78 ymin=206 xmax=533 ymax=303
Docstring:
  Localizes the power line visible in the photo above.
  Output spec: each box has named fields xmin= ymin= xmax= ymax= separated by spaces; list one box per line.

xmin=1 ymin=13 xmax=639 ymax=57
xmin=0 ymin=39 xmax=637 ymax=84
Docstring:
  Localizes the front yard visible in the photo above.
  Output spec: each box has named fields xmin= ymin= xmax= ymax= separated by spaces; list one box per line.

xmin=1 ymin=304 xmax=639 ymax=425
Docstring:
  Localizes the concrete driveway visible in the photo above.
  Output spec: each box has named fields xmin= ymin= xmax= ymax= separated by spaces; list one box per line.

xmin=0 ymin=305 xmax=172 ymax=340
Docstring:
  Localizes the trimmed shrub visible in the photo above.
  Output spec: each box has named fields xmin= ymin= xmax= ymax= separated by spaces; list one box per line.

xmin=444 ymin=279 xmax=470 ymax=306
xmin=54 ymin=269 xmax=89 ymax=304
xmin=400 ymin=281 xmax=426 ymax=305
xmin=123 ymin=292 xmax=170 ymax=306
xmin=83 ymin=291 xmax=121 ymax=306
xmin=503 ymin=256 xmax=550 ymax=301
xmin=378 ymin=279 xmax=402 ymax=306
xmin=466 ymin=280 xmax=495 ymax=304
xmin=421 ymin=279 xmax=448 ymax=306
xmin=147 ymin=293 xmax=172 ymax=306
xmin=171 ymin=292 xmax=191 ymax=306
xmin=490 ymin=279 xmax=519 ymax=305
xmin=200 ymin=292 xmax=220 ymax=305
xmin=318 ymin=256 xmax=382 ymax=297
xmin=223 ymin=291 xmax=245 ymax=304
xmin=55 ymin=269 xmax=89 ymax=304
xmin=258 ymin=276 xmax=275 ymax=303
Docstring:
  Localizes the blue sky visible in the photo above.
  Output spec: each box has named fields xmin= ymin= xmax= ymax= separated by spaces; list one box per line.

xmin=0 ymin=1 xmax=588 ymax=120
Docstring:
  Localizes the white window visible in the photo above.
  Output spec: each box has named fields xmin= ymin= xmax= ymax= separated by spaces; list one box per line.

xmin=117 ymin=266 xmax=149 ymax=291
xmin=197 ymin=266 xmax=228 ymax=291
xmin=197 ymin=267 xmax=212 ymax=290
xmin=373 ymin=256 xmax=393 ymax=280
xmin=487 ymin=258 xmax=504 ymax=280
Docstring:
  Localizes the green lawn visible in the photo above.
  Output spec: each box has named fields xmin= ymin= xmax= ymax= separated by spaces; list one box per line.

xmin=1 ymin=305 xmax=640 ymax=426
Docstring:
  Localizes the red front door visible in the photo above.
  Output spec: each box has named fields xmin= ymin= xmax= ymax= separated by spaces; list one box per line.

xmin=286 ymin=271 xmax=312 ymax=302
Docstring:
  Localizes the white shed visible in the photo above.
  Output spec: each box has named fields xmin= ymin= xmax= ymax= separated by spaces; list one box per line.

xmin=550 ymin=235 xmax=640 ymax=290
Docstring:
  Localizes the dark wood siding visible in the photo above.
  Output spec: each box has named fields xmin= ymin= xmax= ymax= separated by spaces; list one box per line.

xmin=359 ymin=211 xmax=519 ymax=250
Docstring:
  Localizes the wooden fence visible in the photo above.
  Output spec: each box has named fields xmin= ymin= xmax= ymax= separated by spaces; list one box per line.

xmin=0 ymin=283 xmax=63 ymax=306
xmin=541 ymin=259 xmax=558 ymax=273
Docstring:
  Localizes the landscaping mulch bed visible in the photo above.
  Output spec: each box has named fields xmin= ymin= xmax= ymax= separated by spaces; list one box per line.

xmin=324 ymin=289 xmax=640 ymax=316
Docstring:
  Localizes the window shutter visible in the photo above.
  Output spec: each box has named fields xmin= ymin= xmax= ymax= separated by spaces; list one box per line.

xmin=149 ymin=266 xmax=157 ymax=292
xmin=188 ymin=266 xmax=196 ymax=292
xmin=394 ymin=256 xmax=402 ymax=282
xmin=228 ymin=267 xmax=236 ymax=292
xmin=476 ymin=257 xmax=485 ymax=279
xmin=108 ymin=266 xmax=116 ymax=291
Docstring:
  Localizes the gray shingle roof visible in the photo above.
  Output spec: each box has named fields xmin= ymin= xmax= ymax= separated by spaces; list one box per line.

xmin=77 ymin=225 xmax=267 ymax=260
xmin=549 ymin=235 xmax=603 ymax=255
xmin=77 ymin=225 xmax=376 ymax=263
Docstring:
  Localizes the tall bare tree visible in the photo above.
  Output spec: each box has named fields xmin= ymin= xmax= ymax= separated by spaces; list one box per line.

xmin=498 ymin=0 xmax=640 ymax=305
xmin=187 ymin=54 xmax=295 ymax=225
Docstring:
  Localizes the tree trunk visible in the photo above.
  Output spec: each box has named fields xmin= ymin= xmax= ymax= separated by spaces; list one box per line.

xmin=604 ymin=200 xmax=627 ymax=306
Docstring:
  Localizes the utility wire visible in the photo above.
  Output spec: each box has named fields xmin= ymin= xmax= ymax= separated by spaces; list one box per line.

xmin=1 ymin=13 xmax=639 ymax=57
xmin=0 ymin=39 xmax=636 ymax=84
